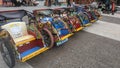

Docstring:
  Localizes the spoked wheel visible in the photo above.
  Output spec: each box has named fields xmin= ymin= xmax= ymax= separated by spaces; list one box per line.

xmin=41 ymin=28 xmax=54 ymax=48
xmin=95 ymin=11 xmax=101 ymax=18
xmin=81 ymin=13 xmax=90 ymax=26
xmin=90 ymin=11 xmax=97 ymax=19
xmin=85 ymin=12 xmax=95 ymax=23
xmin=0 ymin=38 xmax=15 ymax=68
xmin=83 ymin=13 xmax=90 ymax=22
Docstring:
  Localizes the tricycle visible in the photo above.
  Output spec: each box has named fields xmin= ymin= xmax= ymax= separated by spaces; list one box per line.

xmin=74 ymin=5 xmax=97 ymax=24
xmin=60 ymin=7 xmax=84 ymax=32
xmin=84 ymin=5 xmax=102 ymax=20
xmin=72 ymin=5 xmax=92 ymax=26
xmin=33 ymin=9 xmax=73 ymax=46
xmin=0 ymin=10 xmax=54 ymax=68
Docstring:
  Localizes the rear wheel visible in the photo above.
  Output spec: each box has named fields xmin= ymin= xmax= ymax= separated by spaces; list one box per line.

xmin=81 ymin=13 xmax=90 ymax=26
xmin=0 ymin=38 xmax=15 ymax=68
xmin=41 ymin=28 xmax=54 ymax=48
xmin=95 ymin=11 xmax=100 ymax=16
xmin=83 ymin=13 xmax=90 ymax=22
xmin=90 ymin=11 xmax=97 ymax=20
xmin=94 ymin=11 xmax=101 ymax=19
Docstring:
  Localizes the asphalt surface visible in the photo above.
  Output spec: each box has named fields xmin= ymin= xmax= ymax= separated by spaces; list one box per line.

xmin=27 ymin=31 xmax=120 ymax=68
xmin=117 ymin=7 xmax=120 ymax=11
xmin=0 ymin=5 xmax=120 ymax=68
xmin=101 ymin=15 xmax=120 ymax=24
xmin=27 ymin=12 xmax=120 ymax=68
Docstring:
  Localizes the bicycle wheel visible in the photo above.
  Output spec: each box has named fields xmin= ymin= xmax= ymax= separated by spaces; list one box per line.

xmin=41 ymin=28 xmax=54 ymax=48
xmin=0 ymin=38 xmax=15 ymax=68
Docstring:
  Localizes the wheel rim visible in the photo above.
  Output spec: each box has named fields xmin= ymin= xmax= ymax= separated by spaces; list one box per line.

xmin=41 ymin=30 xmax=51 ymax=47
xmin=1 ymin=43 xmax=12 ymax=67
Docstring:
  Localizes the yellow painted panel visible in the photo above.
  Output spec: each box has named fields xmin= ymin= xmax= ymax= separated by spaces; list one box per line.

xmin=85 ymin=23 xmax=92 ymax=27
xmin=15 ymin=37 xmax=35 ymax=47
xmin=60 ymin=33 xmax=73 ymax=40
xmin=76 ymin=27 xmax=84 ymax=32
xmin=91 ymin=20 xmax=96 ymax=23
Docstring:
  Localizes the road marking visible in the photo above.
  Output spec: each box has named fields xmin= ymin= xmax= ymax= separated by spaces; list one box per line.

xmin=117 ymin=6 xmax=120 ymax=8
xmin=101 ymin=13 xmax=120 ymax=18
xmin=84 ymin=20 xmax=120 ymax=41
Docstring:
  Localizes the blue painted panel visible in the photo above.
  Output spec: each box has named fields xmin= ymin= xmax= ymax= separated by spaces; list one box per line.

xmin=20 ymin=46 xmax=40 ymax=58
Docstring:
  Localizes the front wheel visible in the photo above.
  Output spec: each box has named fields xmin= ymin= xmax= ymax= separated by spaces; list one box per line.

xmin=94 ymin=11 xmax=101 ymax=19
xmin=0 ymin=38 xmax=15 ymax=68
xmin=41 ymin=28 xmax=54 ymax=48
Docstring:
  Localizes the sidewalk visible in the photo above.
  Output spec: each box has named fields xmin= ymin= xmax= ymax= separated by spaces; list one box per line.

xmin=0 ymin=1 xmax=67 ymax=12
xmin=117 ymin=6 xmax=120 ymax=8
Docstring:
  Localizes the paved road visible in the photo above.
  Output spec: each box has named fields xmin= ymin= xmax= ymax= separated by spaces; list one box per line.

xmin=117 ymin=6 xmax=120 ymax=11
xmin=27 ymin=31 xmax=120 ymax=68
xmin=0 ymin=7 xmax=120 ymax=68
xmin=101 ymin=15 xmax=120 ymax=24
xmin=26 ymin=13 xmax=120 ymax=68
xmin=0 ymin=1 xmax=67 ymax=12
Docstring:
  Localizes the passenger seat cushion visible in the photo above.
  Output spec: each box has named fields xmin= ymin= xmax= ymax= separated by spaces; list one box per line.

xmin=53 ymin=20 xmax=65 ymax=29
xmin=14 ymin=35 xmax=35 ymax=44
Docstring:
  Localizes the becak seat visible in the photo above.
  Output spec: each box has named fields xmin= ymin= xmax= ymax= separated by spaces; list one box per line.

xmin=52 ymin=18 xmax=69 ymax=36
xmin=1 ymin=22 xmax=35 ymax=46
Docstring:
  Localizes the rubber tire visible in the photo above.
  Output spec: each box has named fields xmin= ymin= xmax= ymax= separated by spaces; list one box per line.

xmin=0 ymin=38 xmax=15 ymax=68
xmin=41 ymin=28 xmax=54 ymax=48
xmin=81 ymin=13 xmax=90 ymax=26
xmin=85 ymin=12 xmax=94 ymax=23
xmin=83 ymin=13 xmax=90 ymax=23
xmin=77 ymin=13 xmax=85 ymax=26
xmin=91 ymin=11 xmax=97 ymax=20
xmin=94 ymin=11 xmax=101 ymax=19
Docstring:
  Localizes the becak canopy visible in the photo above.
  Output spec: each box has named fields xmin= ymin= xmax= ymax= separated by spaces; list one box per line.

xmin=0 ymin=10 xmax=27 ymax=21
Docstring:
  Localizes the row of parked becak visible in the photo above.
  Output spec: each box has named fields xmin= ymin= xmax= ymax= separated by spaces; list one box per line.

xmin=0 ymin=4 xmax=101 ymax=68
